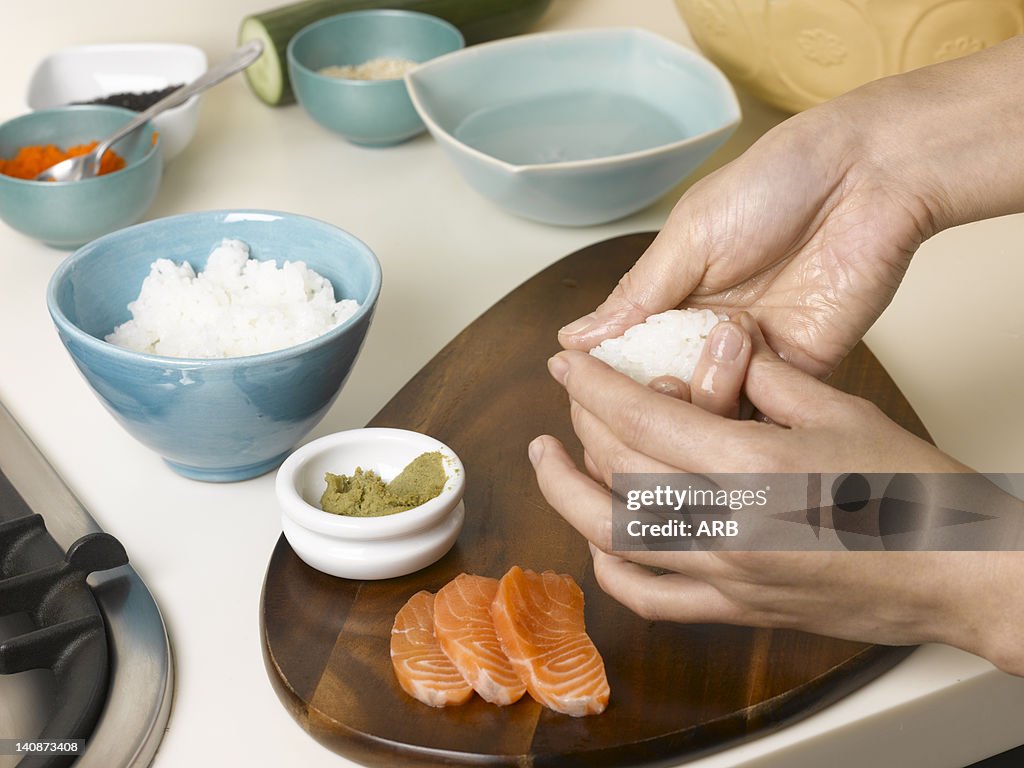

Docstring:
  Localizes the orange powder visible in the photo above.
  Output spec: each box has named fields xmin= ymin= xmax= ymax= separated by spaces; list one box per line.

xmin=0 ymin=142 xmax=127 ymax=180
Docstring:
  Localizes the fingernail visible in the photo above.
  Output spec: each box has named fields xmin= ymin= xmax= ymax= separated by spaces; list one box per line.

xmin=651 ymin=379 xmax=682 ymax=397
xmin=548 ymin=354 xmax=569 ymax=385
xmin=710 ymin=323 xmax=743 ymax=362
xmin=528 ymin=436 xmax=545 ymax=466
xmin=649 ymin=376 xmax=688 ymax=400
xmin=559 ymin=314 xmax=595 ymax=336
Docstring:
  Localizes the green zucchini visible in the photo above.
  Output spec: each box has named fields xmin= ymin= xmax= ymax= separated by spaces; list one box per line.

xmin=240 ymin=0 xmax=552 ymax=106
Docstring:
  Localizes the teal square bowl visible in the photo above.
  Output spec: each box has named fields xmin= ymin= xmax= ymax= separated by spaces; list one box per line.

xmin=406 ymin=28 xmax=742 ymax=226
xmin=46 ymin=210 xmax=382 ymax=482
xmin=0 ymin=105 xmax=161 ymax=248
xmin=288 ymin=10 xmax=465 ymax=146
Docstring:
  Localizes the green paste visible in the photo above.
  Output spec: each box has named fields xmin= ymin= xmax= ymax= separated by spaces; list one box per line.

xmin=320 ymin=451 xmax=447 ymax=517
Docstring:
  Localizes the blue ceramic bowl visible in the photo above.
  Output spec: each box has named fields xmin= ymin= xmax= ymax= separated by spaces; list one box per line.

xmin=46 ymin=210 xmax=382 ymax=482
xmin=406 ymin=28 xmax=742 ymax=226
xmin=288 ymin=10 xmax=464 ymax=146
xmin=0 ymin=105 xmax=161 ymax=248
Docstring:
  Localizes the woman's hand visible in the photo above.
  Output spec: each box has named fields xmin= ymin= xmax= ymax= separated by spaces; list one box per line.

xmin=580 ymin=315 xmax=754 ymax=485
xmin=530 ymin=316 xmax=1024 ymax=675
xmin=581 ymin=544 xmax=1024 ymax=677
xmin=558 ymin=36 xmax=1024 ymax=378
xmin=549 ymin=314 xmax=967 ymax=479
xmin=559 ymin=109 xmax=928 ymax=378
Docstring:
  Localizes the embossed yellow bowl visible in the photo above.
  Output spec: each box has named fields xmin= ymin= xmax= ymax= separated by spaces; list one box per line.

xmin=675 ymin=0 xmax=1024 ymax=112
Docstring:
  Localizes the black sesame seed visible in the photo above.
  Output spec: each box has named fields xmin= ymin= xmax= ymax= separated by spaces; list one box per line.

xmin=74 ymin=84 xmax=185 ymax=112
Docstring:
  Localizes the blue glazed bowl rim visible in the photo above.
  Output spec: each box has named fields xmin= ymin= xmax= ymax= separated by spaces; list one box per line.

xmin=405 ymin=27 xmax=743 ymax=174
xmin=287 ymin=9 xmax=465 ymax=88
xmin=0 ymin=104 xmax=161 ymax=188
xmin=45 ymin=208 xmax=383 ymax=368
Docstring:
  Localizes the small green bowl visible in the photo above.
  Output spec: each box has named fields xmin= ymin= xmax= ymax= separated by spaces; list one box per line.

xmin=288 ymin=10 xmax=464 ymax=147
xmin=0 ymin=105 xmax=162 ymax=249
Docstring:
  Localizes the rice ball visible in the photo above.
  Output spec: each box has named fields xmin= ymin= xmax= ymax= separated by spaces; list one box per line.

xmin=589 ymin=308 xmax=727 ymax=385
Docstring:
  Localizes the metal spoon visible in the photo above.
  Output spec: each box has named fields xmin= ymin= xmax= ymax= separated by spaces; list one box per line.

xmin=35 ymin=40 xmax=264 ymax=182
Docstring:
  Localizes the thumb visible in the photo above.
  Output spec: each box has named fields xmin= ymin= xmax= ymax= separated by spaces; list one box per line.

xmin=558 ymin=219 xmax=709 ymax=350
xmin=734 ymin=312 xmax=840 ymax=428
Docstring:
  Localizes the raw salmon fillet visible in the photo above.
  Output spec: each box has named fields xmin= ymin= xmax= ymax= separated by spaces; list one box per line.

xmin=433 ymin=573 xmax=527 ymax=706
xmin=491 ymin=566 xmax=610 ymax=716
xmin=391 ymin=590 xmax=474 ymax=708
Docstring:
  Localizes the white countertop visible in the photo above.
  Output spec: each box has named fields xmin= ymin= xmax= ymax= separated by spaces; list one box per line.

xmin=2 ymin=1 xmax=1023 ymax=766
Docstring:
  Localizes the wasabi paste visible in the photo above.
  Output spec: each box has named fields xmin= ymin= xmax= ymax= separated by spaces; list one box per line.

xmin=320 ymin=451 xmax=446 ymax=517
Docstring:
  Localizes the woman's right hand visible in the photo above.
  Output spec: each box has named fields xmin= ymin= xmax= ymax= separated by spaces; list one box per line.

xmin=559 ymin=36 xmax=1024 ymax=378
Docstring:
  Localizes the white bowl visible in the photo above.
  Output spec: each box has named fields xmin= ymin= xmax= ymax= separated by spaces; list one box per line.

xmin=275 ymin=428 xmax=466 ymax=580
xmin=26 ymin=43 xmax=207 ymax=161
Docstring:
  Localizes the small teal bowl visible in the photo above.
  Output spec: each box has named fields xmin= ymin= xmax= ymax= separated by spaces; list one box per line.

xmin=406 ymin=28 xmax=742 ymax=226
xmin=288 ymin=10 xmax=464 ymax=146
xmin=0 ymin=105 xmax=161 ymax=248
xmin=46 ymin=210 xmax=382 ymax=482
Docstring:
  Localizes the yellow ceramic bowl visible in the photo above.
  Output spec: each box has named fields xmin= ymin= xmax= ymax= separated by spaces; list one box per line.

xmin=675 ymin=0 xmax=1024 ymax=112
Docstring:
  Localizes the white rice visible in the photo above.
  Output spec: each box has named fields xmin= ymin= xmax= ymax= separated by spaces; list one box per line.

xmin=105 ymin=239 xmax=360 ymax=359
xmin=589 ymin=309 xmax=726 ymax=385
xmin=318 ymin=57 xmax=417 ymax=81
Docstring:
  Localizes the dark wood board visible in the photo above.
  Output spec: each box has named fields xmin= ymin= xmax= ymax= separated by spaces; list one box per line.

xmin=261 ymin=233 xmax=924 ymax=767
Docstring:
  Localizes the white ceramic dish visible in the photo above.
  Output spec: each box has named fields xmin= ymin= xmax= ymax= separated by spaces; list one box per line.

xmin=26 ymin=43 xmax=208 ymax=161
xmin=275 ymin=428 xmax=466 ymax=580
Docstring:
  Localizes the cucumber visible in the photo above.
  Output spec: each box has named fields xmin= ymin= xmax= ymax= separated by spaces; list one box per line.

xmin=240 ymin=0 xmax=552 ymax=106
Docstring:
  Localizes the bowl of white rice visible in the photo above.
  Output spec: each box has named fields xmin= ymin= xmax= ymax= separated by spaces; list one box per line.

xmin=46 ymin=209 xmax=382 ymax=482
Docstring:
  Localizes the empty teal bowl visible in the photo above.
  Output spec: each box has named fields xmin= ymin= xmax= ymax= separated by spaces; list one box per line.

xmin=0 ymin=105 xmax=161 ymax=248
xmin=288 ymin=10 xmax=464 ymax=146
xmin=46 ymin=210 xmax=382 ymax=482
xmin=406 ymin=29 xmax=742 ymax=226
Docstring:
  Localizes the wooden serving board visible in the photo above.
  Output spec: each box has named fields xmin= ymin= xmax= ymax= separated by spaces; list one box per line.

xmin=261 ymin=233 xmax=924 ymax=767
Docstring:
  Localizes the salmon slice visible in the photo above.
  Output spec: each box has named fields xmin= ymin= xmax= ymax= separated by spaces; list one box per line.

xmin=391 ymin=590 xmax=474 ymax=708
xmin=491 ymin=566 xmax=610 ymax=716
xmin=433 ymin=574 xmax=527 ymax=706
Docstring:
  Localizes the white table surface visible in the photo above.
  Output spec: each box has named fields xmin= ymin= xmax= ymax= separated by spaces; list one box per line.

xmin=1 ymin=1 xmax=1023 ymax=766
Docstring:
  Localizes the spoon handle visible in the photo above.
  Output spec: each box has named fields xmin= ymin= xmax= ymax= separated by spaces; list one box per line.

xmin=91 ymin=40 xmax=265 ymax=172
